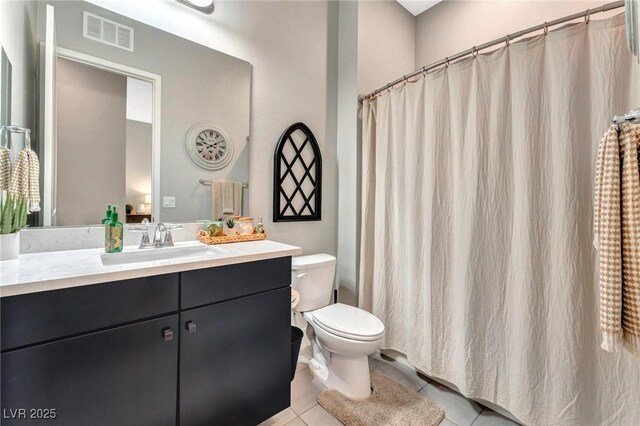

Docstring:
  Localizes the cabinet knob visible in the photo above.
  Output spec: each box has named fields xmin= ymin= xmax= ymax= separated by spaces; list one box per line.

xmin=163 ymin=328 xmax=174 ymax=342
xmin=186 ymin=321 xmax=197 ymax=334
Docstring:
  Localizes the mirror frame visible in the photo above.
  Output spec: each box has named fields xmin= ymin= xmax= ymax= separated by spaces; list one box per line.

xmin=0 ymin=47 xmax=12 ymax=127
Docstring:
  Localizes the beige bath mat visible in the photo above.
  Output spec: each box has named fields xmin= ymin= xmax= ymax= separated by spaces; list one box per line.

xmin=317 ymin=371 xmax=445 ymax=426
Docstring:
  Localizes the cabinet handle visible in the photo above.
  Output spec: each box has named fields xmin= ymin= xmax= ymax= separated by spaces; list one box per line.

xmin=186 ymin=321 xmax=197 ymax=334
xmin=163 ymin=328 xmax=174 ymax=342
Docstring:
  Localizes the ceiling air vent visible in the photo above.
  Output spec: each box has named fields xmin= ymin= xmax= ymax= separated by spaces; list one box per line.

xmin=83 ymin=12 xmax=134 ymax=52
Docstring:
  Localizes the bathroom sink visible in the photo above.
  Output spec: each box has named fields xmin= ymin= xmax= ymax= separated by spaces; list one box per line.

xmin=100 ymin=244 xmax=225 ymax=265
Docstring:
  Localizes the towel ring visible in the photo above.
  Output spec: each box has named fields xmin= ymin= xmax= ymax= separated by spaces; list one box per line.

xmin=0 ymin=125 xmax=31 ymax=150
xmin=0 ymin=127 xmax=8 ymax=149
xmin=24 ymin=130 xmax=31 ymax=150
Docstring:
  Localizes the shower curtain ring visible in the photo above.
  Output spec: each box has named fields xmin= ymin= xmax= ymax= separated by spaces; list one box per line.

xmin=472 ymin=46 xmax=478 ymax=58
xmin=543 ymin=22 xmax=549 ymax=36
xmin=445 ymin=57 xmax=450 ymax=68
xmin=585 ymin=9 xmax=591 ymax=24
xmin=505 ymin=35 xmax=511 ymax=47
xmin=422 ymin=67 xmax=427 ymax=77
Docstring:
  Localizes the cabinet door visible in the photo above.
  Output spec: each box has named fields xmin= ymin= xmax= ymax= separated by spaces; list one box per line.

xmin=1 ymin=316 xmax=179 ymax=426
xmin=180 ymin=287 xmax=290 ymax=425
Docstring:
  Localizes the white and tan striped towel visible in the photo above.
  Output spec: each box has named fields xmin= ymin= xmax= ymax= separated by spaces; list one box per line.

xmin=8 ymin=148 xmax=40 ymax=212
xmin=0 ymin=146 xmax=10 ymax=190
xmin=594 ymin=123 xmax=640 ymax=355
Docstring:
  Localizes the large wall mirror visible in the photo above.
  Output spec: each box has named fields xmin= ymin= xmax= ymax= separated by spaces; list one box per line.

xmin=0 ymin=0 xmax=251 ymax=227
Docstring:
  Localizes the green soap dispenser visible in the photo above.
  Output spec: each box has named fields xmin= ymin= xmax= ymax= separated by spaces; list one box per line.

xmin=105 ymin=207 xmax=124 ymax=253
xmin=102 ymin=205 xmax=113 ymax=224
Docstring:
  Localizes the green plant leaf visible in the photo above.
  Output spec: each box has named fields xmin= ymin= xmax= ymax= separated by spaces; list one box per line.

xmin=0 ymin=193 xmax=28 ymax=234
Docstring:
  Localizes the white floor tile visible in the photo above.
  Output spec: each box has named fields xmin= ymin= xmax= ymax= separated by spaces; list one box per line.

xmin=290 ymin=367 xmax=326 ymax=416
xmin=419 ymin=381 xmax=483 ymax=426
xmin=472 ymin=408 xmax=521 ymax=426
xmin=289 ymin=349 xmax=519 ymax=426
xmin=284 ymin=416 xmax=308 ymax=426
xmin=300 ymin=405 xmax=342 ymax=426
xmin=370 ymin=352 xmax=430 ymax=391
xmin=258 ymin=408 xmax=297 ymax=426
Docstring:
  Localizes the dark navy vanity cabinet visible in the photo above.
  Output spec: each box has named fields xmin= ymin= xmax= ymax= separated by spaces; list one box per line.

xmin=0 ymin=257 xmax=292 ymax=426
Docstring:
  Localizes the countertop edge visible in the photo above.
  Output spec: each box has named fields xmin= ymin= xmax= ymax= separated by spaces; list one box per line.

xmin=0 ymin=243 xmax=302 ymax=298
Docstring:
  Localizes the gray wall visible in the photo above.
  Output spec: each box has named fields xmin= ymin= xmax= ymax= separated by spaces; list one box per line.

xmin=45 ymin=0 xmax=250 ymax=223
xmin=333 ymin=1 xmax=416 ymax=305
xmin=358 ymin=0 xmax=415 ymax=95
xmin=56 ymin=58 xmax=127 ymax=226
xmin=125 ymin=119 xmax=152 ymax=208
xmin=415 ymin=0 xmax=621 ymax=67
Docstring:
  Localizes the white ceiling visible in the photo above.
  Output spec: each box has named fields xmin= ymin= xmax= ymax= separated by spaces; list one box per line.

xmin=396 ymin=0 xmax=442 ymax=17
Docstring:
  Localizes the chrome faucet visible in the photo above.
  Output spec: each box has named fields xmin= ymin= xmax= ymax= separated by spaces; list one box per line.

xmin=152 ymin=223 xmax=179 ymax=248
xmin=154 ymin=223 xmax=172 ymax=248
xmin=131 ymin=220 xmax=180 ymax=249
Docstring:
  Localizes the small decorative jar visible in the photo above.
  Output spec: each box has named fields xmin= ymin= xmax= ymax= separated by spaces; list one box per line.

xmin=236 ymin=217 xmax=255 ymax=235
xmin=207 ymin=221 xmax=224 ymax=237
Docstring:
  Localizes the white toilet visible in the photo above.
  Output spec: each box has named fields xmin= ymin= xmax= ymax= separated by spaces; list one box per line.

xmin=291 ymin=254 xmax=384 ymax=399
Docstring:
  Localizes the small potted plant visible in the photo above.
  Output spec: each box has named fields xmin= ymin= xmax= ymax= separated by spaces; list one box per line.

xmin=0 ymin=193 xmax=27 ymax=260
xmin=224 ymin=217 xmax=237 ymax=236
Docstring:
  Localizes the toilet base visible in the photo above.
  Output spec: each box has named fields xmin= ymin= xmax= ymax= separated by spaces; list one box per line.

xmin=307 ymin=328 xmax=372 ymax=399
xmin=326 ymin=353 xmax=372 ymax=399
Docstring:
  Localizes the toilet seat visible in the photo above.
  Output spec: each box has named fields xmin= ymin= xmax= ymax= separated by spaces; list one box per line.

xmin=310 ymin=303 xmax=384 ymax=342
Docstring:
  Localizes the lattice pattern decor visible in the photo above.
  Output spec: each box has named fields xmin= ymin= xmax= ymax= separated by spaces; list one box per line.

xmin=273 ymin=122 xmax=322 ymax=222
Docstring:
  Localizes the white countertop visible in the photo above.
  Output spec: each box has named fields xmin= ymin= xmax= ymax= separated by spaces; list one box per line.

xmin=0 ymin=240 xmax=301 ymax=298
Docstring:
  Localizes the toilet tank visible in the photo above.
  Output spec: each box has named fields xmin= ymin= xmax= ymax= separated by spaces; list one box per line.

xmin=291 ymin=254 xmax=336 ymax=312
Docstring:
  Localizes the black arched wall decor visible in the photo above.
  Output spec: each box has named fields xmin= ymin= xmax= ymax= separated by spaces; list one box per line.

xmin=273 ymin=122 xmax=322 ymax=222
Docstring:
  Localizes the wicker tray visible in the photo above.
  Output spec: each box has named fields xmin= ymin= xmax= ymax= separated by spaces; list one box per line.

xmin=198 ymin=230 xmax=267 ymax=245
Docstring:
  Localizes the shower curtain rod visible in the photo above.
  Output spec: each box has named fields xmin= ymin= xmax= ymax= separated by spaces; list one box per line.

xmin=359 ymin=0 xmax=625 ymax=103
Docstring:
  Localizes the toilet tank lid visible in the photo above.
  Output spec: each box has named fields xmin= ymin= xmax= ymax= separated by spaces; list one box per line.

xmin=292 ymin=254 xmax=336 ymax=270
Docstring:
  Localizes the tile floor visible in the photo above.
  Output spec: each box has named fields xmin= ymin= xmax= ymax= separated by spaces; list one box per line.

xmin=260 ymin=345 xmax=522 ymax=426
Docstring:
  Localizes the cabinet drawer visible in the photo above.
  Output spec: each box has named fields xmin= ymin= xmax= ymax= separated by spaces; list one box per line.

xmin=1 ymin=315 xmax=179 ymax=426
xmin=181 ymin=257 xmax=291 ymax=309
xmin=1 ymin=274 xmax=179 ymax=351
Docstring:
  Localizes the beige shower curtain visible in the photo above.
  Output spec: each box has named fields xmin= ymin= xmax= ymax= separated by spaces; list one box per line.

xmin=360 ymin=15 xmax=640 ymax=426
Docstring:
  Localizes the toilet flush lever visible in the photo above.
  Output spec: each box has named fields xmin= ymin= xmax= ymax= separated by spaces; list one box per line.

xmin=296 ymin=273 xmax=307 ymax=279
xmin=186 ymin=321 xmax=197 ymax=334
